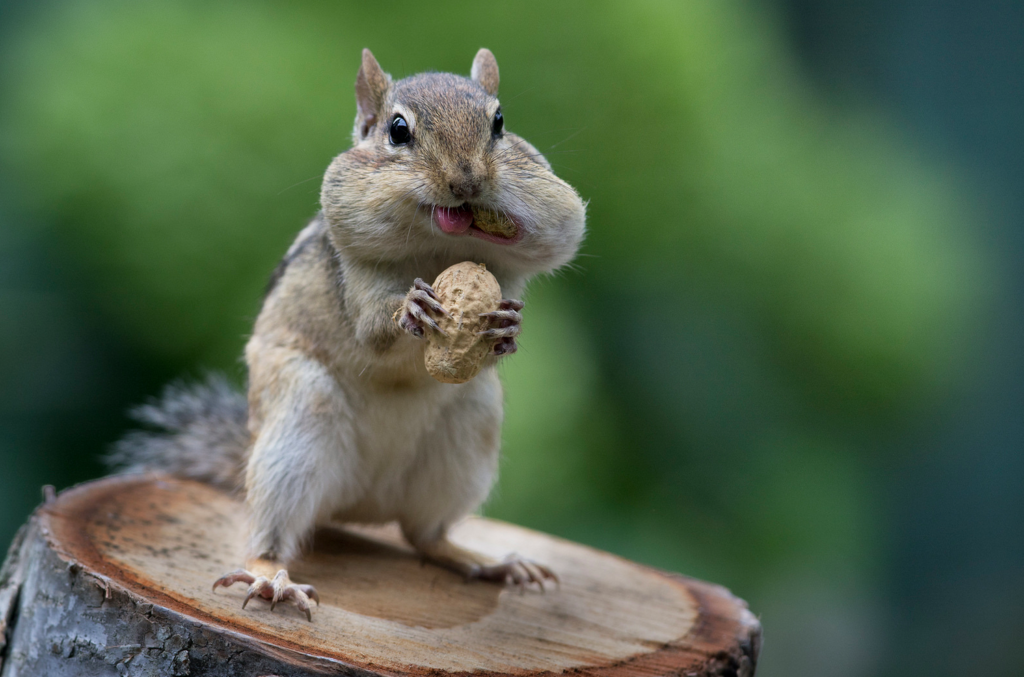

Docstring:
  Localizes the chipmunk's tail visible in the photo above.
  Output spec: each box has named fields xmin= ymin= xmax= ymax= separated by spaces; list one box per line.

xmin=106 ymin=374 xmax=249 ymax=494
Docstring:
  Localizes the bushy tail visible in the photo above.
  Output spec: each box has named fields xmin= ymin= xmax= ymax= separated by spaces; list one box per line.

xmin=107 ymin=374 xmax=250 ymax=493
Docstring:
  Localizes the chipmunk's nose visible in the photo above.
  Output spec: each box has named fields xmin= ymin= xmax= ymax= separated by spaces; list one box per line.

xmin=447 ymin=160 xmax=483 ymax=201
xmin=449 ymin=180 xmax=480 ymax=201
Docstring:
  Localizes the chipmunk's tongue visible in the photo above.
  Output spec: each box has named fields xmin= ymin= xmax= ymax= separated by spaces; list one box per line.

xmin=434 ymin=206 xmax=474 ymax=234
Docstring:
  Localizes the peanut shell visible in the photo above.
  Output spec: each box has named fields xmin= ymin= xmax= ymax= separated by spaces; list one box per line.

xmin=424 ymin=262 xmax=502 ymax=384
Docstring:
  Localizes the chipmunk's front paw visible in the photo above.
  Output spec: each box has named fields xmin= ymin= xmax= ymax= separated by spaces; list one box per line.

xmin=397 ymin=278 xmax=451 ymax=338
xmin=473 ymin=552 xmax=557 ymax=591
xmin=213 ymin=568 xmax=320 ymax=621
xmin=478 ymin=298 xmax=524 ymax=356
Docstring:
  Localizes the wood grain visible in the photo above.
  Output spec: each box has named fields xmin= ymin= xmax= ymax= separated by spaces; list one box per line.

xmin=1 ymin=476 xmax=760 ymax=676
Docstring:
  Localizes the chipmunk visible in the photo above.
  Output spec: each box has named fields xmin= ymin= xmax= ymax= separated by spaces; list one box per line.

xmin=109 ymin=48 xmax=586 ymax=621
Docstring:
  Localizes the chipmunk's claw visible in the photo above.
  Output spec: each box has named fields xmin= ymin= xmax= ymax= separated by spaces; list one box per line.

xmin=213 ymin=568 xmax=319 ymax=621
xmin=473 ymin=553 xmax=557 ymax=592
xmin=212 ymin=569 xmax=254 ymax=592
xmin=492 ymin=340 xmax=518 ymax=356
xmin=242 ymin=576 xmax=272 ymax=609
xmin=398 ymin=278 xmax=450 ymax=338
xmin=480 ymin=298 xmax=524 ymax=355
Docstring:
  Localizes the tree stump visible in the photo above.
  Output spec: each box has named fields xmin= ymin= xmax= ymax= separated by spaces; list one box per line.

xmin=0 ymin=476 xmax=761 ymax=676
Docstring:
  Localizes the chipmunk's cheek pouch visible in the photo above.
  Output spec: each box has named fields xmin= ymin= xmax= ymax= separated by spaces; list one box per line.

xmin=434 ymin=206 xmax=474 ymax=234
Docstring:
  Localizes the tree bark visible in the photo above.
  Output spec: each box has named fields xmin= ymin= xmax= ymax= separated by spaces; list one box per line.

xmin=0 ymin=476 xmax=761 ymax=676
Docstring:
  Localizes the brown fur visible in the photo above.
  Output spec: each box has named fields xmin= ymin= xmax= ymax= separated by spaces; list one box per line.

xmin=471 ymin=48 xmax=500 ymax=96
xmin=114 ymin=49 xmax=586 ymax=612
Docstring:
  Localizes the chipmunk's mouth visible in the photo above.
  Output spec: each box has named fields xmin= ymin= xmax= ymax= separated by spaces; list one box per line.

xmin=431 ymin=204 xmax=523 ymax=245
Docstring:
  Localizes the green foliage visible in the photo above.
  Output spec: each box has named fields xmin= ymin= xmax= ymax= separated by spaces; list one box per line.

xmin=2 ymin=1 xmax=357 ymax=365
xmin=1 ymin=0 xmax=983 ymax=400
xmin=0 ymin=0 xmax=988 ymax=617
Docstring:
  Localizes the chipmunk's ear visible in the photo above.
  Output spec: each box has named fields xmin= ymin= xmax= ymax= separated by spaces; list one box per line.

xmin=471 ymin=48 xmax=499 ymax=96
xmin=355 ymin=48 xmax=390 ymax=140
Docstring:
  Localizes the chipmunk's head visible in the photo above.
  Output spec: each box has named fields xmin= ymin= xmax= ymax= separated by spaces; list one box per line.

xmin=321 ymin=49 xmax=585 ymax=276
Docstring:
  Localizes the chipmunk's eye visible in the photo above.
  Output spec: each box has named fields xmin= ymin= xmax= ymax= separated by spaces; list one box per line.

xmin=492 ymin=108 xmax=503 ymax=136
xmin=389 ymin=115 xmax=411 ymax=145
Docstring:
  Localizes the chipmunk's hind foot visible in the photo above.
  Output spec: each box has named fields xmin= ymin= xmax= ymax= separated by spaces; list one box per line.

xmin=474 ymin=554 xmax=558 ymax=591
xmin=213 ymin=568 xmax=320 ymax=621
xmin=412 ymin=535 xmax=557 ymax=592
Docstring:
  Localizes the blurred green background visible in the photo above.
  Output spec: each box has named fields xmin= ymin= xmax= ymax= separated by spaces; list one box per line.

xmin=1 ymin=1 xmax=1020 ymax=675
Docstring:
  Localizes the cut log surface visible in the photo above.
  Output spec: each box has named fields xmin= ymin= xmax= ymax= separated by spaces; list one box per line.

xmin=0 ymin=476 xmax=761 ymax=676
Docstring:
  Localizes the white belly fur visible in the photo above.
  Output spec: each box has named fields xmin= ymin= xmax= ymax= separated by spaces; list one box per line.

xmin=330 ymin=368 xmax=503 ymax=528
